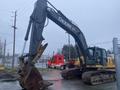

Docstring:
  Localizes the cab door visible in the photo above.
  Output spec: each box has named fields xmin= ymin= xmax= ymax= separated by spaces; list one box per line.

xmin=95 ymin=48 xmax=107 ymax=65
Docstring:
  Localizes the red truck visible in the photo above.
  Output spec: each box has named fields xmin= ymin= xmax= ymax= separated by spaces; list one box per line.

xmin=47 ymin=54 xmax=65 ymax=69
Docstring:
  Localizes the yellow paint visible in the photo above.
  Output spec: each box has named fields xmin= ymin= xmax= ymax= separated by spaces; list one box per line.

xmin=106 ymin=57 xmax=115 ymax=69
xmin=72 ymin=55 xmax=115 ymax=70
xmin=0 ymin=65 xmax=5 ymax=71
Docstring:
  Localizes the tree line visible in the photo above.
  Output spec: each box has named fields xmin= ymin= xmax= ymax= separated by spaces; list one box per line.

xmin=61 ymin=44 xmax=78 ymax=60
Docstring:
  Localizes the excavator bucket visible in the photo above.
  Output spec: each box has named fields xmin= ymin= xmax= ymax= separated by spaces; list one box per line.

xmin=18 ymin=43 xmax=53 ymax=90
xmin=32 ymin=43 xmax=48 ymax=64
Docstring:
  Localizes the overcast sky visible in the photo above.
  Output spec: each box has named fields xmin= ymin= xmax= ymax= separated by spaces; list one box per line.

xmin=0 ymin=0 xmax=120 ymax=55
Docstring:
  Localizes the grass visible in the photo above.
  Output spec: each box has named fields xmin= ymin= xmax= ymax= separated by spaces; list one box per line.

xmin=0 ymin=67 xmax=18 ymax=74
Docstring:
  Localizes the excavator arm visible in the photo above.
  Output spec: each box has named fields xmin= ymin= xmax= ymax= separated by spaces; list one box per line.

xmin=24 ymin=0 xmax=88 ymax=67
xmin=18 ymin=0 xmax=89 ymax=90
xmin=46 ymin=7 xmax=88 ymax=66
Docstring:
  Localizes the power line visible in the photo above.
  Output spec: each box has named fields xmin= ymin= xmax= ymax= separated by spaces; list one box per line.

xmin=89 ymin=39 xmax=120 ymax=49
xmin=90 ymin=40 xmax=112 ymax=46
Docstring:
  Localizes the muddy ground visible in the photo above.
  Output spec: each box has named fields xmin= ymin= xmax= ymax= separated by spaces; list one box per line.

xmin=0 ymin=70 xmax=117 ymax=90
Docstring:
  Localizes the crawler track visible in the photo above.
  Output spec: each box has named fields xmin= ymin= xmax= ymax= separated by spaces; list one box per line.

xmin=82 ymin=70 xmax=116 ymax=85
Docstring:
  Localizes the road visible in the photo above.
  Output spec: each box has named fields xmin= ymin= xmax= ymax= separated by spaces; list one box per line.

xmin=0 ymin=70 xmax=117 ymax=90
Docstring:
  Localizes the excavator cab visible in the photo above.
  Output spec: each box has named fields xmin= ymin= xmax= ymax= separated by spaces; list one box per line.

xmin=86 ymin=47 xmax=107 ymax=67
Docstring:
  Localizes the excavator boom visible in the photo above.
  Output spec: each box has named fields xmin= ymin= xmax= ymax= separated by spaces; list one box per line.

xmin=47 ymin=7 xmax=88 ymax=64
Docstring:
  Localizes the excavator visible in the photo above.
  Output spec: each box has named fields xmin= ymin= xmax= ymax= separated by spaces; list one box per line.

xmin=18 ymin=0 xmax=115 ymax=90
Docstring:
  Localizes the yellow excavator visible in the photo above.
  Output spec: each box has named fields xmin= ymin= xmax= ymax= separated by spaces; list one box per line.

xmin=18 ymin=0 xmax=116 ymax=90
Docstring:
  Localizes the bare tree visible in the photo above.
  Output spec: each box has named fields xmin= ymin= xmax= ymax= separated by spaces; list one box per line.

xmin=62 ymin=44 xmax=77 ymax=60
xmin=0 ymin=40 xmax=3 ymax=58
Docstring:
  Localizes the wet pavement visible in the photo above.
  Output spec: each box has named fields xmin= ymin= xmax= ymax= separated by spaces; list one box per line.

xmin=0 ymin=70 xmax=117 ymax=90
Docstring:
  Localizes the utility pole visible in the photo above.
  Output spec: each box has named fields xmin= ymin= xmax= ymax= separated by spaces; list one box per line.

xmin=12 ymin=11 xmax=17 ymax=69
xmin=113 ymin=38 xmax=120 ymax=90
xmin=68 ymin=33 xmax=71 ymax=60
xmin=2 ymin=39 xmax=6 ymax=65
